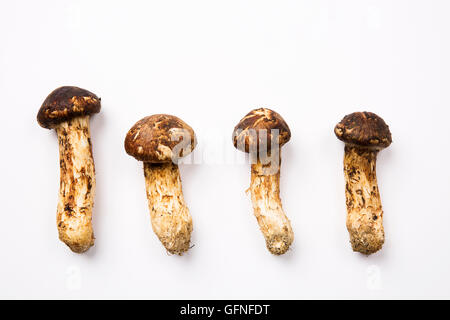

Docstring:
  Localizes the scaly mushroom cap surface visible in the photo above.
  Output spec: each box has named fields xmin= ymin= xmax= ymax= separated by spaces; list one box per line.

xmin=334 ymin=111 xmax=392 ymax=150
xmin=37 ymin=86 xmax=101 ymax=129
xmin=125 ymin=114 xmax=197 ymax=163
xmin=233 ymin=108 xmax=291 ymax=153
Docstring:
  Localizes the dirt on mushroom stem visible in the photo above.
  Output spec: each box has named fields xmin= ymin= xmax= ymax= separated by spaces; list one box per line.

xmin=144 ymin=162 xmax=193 ymax=255
xmin=55 ymin=116 xmax=95 ymax=253
xmin=249 ymin=151 xmax=294 ymax=255
xmin=343 ymin=145 xmax=384 ymax=255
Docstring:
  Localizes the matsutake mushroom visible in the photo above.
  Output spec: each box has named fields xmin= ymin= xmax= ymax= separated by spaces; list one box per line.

xmin=232 ymin=108 xmax=294 ymax=255
xmin=335 ymin=111 xmax=392 ymax=255
xmin=125 ymin=114 xmax=197 ymax=255
xmin=37 ymin=86 xmax=101 ymax=253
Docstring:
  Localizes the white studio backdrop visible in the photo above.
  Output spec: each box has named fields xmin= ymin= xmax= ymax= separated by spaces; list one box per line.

xmin=1 ymin=0 xmax=449 ymax=299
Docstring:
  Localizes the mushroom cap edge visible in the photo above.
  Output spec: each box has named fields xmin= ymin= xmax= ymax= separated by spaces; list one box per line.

xmin=37 ymin=86 xmax=101 ymax=129
xmin=334 ymin=111 xmax=392 ymax=149
xmin=232 ymin=107 xmax=291 ymax=153
xmin=124 ymin=114 xmax=197 ymax=163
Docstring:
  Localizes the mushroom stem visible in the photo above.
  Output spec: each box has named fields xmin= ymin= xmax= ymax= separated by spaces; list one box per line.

xmin=249 ymin=153 xmax=294 ymax=255
xmin=343 ymin=145 xmax=384 ymax=255
xmin=55 ymin=116 xmax=95 ymax=253
xmin=144 ymin=162 xmax=193 ymax=255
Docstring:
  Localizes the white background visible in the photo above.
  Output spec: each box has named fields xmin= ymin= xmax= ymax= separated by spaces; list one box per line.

xmin=0 ymin=0 xmax=449 ymax=299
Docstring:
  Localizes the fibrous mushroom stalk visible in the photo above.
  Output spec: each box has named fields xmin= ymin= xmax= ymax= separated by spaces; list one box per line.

xmin=55 ymin=116 xmax=95 ymax=253
xmin=249 ymin=153 xmax=294 ymax=255
xmin=144 ymin=162 xmax=193 ymax=255
xmin=343 ymin=145 xmax=384 ymax=255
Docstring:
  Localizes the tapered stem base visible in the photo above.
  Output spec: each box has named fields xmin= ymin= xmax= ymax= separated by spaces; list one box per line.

xmin=344 ymin=146 xmax=384 ymax=255
xmin=249 ymin=155 xmax=293 ymax=255
xmin=144 ymin=162 xmax=193 ymax=255
xmin=56 ymin=116 xmax=95 ymax=253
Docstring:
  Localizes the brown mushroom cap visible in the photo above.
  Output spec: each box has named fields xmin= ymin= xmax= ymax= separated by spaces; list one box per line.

xmin=125 ymin=114 xmax=197 ymax=163
xmin=37 ymin=86 xmax=101 ymax=129
xmin=335 ymin=111 xmax=392 ymax=149
xmin=232 ymin=108 xmax=291 ymax=153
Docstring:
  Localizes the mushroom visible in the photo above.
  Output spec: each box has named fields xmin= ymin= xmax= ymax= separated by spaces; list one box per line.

xmin=37 ymin=86 xmax=101 ymax=253
xmin=334 ymin=111 xmax=392 ymax=255
xmin=232 ymin=108 xmax=294 ymax=255
xmin=125 ymin=114 xmax=197 ymax=255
